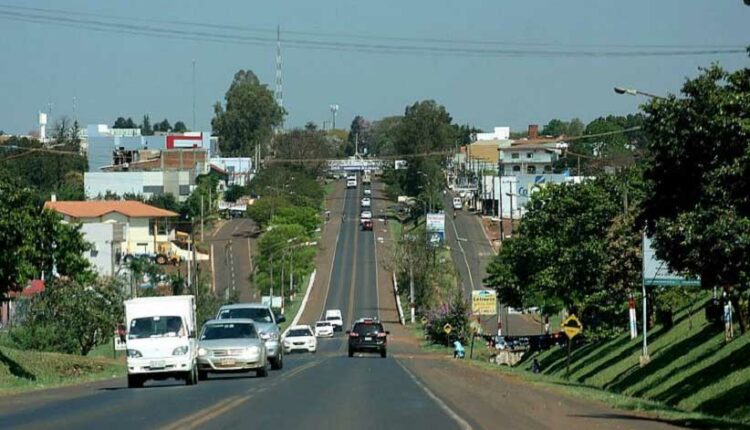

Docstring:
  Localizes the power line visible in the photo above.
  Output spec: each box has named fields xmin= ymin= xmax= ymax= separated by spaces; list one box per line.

xmin=0 ymin=3 xmax=743 ymax=51
xmin=0 ymin=7 xmax=745 ymax=59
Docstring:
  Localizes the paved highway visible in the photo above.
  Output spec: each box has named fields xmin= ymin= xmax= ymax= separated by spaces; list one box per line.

xmin=0 ymin=179 xmax=682 ymax=430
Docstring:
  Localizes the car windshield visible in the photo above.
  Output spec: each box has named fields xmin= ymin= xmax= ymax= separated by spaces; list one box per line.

xmin=201 ymin=323 xmax=257 ymax=340
xmin=218 ymin=308 xmax=273 ymax=323
xmin=129 ymin=316 xmax=184 ymax=339
xmin=316 ymin=322 xmax=331 ymax=327
xmin=288 ymin=329 xmax=312 ymax=337
xmin=353 ymin=323 xmax=383 ymax=335
xmin=326 ymin=316 xmax=340 ymax=321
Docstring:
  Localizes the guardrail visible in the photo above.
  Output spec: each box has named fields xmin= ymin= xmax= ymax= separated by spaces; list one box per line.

xmin=392 ymin=273 xmax=405 ymax=325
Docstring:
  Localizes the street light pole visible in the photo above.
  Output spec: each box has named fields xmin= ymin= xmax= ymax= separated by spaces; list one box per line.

xmin=613 ymin=86 xmax=666 ymax=100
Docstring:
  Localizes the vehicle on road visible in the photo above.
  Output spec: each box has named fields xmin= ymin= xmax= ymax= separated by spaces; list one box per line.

xmin=452 ymin=197 xmax=462 ymax=210
xmin=347 ymin=318 xmax=389 ymax=358
xmin=361 ymin=197 xmax=371 ymax=208
xmin=325 ymin=309 xmax=343 ymax=331
xmin=314 ymin=321 xmax=334 ymax=337
xmin=361 ymin=219 xmax=373 ymax=231
xmin=216 ymin=303 xmax=286 ymax=370
xmin=197 ymin=319 xmax=268 ymax=379
xmin=363 ymin=188 xmax=371 ymax=196
xmin=360 ymin=210 xmax=372 ymax=221
xmin=362 ymin=173 xmax=371 ymax=185
xmin=347 ymin=179 xmax=357 ymax=188
xmin=124 ymin=295 xmax=198 ymax=388
xmin=283 ymin=325 xmax=317 ymax=353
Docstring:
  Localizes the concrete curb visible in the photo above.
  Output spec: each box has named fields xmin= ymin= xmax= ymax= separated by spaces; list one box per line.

xmin=393 ymin=273 xmax=405 ymax=325
xmin=282 ymin=269 xmax=316 ymax=337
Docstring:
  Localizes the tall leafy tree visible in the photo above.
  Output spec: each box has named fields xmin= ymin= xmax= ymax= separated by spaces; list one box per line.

xmin=212 ymin=70 xmax=284 ymax=156
xmin=640 ymin=64 xmax=750 ymax=332
xmin=173 ymin=121 xmax=188 ymax=133
xmin=369 ymin=116 xmax=402 ymax=156
xmin=141 ymin=115 xmax=153 ymax=135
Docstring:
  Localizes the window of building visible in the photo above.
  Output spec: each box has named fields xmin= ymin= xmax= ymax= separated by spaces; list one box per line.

xmin=179 ymin=185 xmax=191 ymax=196
xmin=526 ymin=152 xmax=534 ymax=159
xmin=512 ymin=165 xmax=521 ymax=173
xmin=142 ymin=185 xmax=164 ymax=195
xmin=527 ymin=166 xmax=536 ymax=174
xmin=544 ymin=165 xmax=552 ymax=173
xmin=149 ymin=219 xmax=168 ymax=235
xmin=511 ymin=153 xmax=520 ymax=159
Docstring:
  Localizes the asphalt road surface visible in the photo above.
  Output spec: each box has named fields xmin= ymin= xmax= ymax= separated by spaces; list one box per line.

xmin=0 ymin=179 xmax=682 ymax=430
xmin=207 ymin=218 xmax=256 ymax=302
xmin=443 ymin=194 xmax=539 ymax=336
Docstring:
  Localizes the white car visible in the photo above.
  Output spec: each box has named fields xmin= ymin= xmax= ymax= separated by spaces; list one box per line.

xmin=347 ymin=179 xmax=357 ymax=188
xmin=283 ymin=325 xmax=316 ymax=353
xmin=314 ymin=321 xmax=334 ymax=337
xmin=360 ymin=211 xmax=372 ymax=221
xmin=361 ymin=197 xmax=371 ymax=208
xmin=325 ymin=309 xmax=344 ymax=331
xmin=363 ymin=188 xmax=371 ymax=196
xmin=453 ymin=197 xmax=462 ymax=210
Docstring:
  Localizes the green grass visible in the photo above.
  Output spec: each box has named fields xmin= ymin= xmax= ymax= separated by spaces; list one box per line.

xmin=409 ymin=307 xmax=750 ymax=428
xmin=279 ymin=272 xmax=311 ymax=333
xmin=0 ymin=345 xmax=125 ymax=396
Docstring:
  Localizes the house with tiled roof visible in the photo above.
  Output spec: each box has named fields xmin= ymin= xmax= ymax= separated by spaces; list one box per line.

xmin=44 ymin=199 xmax=179 ymax=275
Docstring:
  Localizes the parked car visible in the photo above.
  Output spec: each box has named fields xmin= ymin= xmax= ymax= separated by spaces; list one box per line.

xmin=314 ymin=321 xmax=334 ymax=337
xmin=197 ymin=319 xmax=267 ymax=379
xmin=325 ymin=309 xmax=343 ymax=331
xmin=283 ymin=325 xmax=317 ymax=353
xmin=347 ymin=318 xmax=389 ymax=358
xmin=216 ymin=303 xmax=286 ymax=370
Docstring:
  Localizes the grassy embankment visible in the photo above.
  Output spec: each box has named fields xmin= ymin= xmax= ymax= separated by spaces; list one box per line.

xmin=0 ymin=343 xmax=124 ymax=396
xmin=411 ymin=294 xmax=750 ymax=428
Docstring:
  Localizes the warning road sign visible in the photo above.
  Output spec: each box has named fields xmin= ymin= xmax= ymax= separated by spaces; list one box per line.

xmin=443 ymin=323 xmax=453 ymax=335
xmin=561 ymin=314 xmax=583 ymax=339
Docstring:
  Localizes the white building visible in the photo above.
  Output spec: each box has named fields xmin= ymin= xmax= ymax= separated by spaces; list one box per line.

xmin=475 ymin=126 xmax=510 ymax=141
xmin=210 ymin=157 xmax=253 ymax=186
xmin=44 ymin=200 xmax=179 ymax=267
xmin=500 ymin=143 xmax=563 ymax=175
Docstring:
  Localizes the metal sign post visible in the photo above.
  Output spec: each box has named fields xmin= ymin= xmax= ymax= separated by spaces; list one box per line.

xmin=561 ymin=315 xmax=583 ymax=379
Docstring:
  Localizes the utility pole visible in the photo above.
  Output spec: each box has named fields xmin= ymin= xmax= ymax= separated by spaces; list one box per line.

xmin=275 ymin=25 xmax=284 ymax=131
xmin=355 ymin=132 xmax=359 ymax=156
xmin=200 ymin=194 xmax=204 ymax=242
xmin=192 ymin=59 xmax=196 ymax=131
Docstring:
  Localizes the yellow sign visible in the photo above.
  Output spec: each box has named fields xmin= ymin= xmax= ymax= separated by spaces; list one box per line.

xmin=443 ymin=323 xmax=453 ymax=335
xmin=561 ymin=314 xmax=583 ymax=339
xmin=471 ymin=290 xmax=497 ymax=316
xmin=420 ymin=316 xmax=428 ymax=325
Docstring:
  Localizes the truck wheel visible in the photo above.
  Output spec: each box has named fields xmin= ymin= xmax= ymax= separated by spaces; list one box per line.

xmin=127 ymin=374 xmax=143 ymax=388
xmin=155 ymin=254 xmax=168 ymax=265
xmin=185 ymin=366 xmax=198 ymax=385
xmin=270 ymin=352 xmax=283 ymax=370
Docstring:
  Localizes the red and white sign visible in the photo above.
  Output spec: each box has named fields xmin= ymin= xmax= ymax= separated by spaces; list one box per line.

xmin=166 ymin=134 xmax=203 ymax=149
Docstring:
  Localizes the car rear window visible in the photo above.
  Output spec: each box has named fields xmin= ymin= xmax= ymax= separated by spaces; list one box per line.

xmin=218 ymin=307 xmax=273 ymax=323
xmin=288 ymin=328 xmax=312 ymax=337
xmin=353 ymin=322 xmax=383 ymax=335
xmin=316 ymin=322 xmax=331 ymax=326
xmin=326 ymin=316 xmax=340 ymax=320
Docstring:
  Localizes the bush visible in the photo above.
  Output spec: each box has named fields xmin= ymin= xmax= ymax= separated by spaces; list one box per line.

xmin=9 ymin=323 xmax=78 ymax=355
xmin=423 ymin=291 xmax=470 ymax=346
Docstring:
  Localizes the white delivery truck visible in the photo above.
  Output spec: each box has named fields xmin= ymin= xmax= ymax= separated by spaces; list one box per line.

xmin=124 ymin=295 xmax=199 ymax=388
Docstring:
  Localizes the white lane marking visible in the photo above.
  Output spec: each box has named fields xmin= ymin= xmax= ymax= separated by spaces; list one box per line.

xmin=449 ymin=213 xmax=475 ymax=290
xmin=394 ymin=359 xmax=473 ymax=430
xmin=320 ymin=184 xmax=348 ymax=320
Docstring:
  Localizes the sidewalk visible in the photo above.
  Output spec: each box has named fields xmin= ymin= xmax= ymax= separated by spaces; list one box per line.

xmin=298 ymin=180 xmax=346 ymax=325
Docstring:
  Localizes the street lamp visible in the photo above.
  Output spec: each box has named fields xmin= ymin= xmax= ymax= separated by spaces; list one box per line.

xmin=613 ymin=86 xmax=665 ymax=100
xmin=417 ymin=171 xmax=433 ymax=213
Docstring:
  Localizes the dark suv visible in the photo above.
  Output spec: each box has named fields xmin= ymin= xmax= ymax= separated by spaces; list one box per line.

xmin=347 ymin=318 xmax=389 ymax=358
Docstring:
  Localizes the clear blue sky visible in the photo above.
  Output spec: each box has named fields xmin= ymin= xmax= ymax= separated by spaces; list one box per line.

xmin=0 ymin=0 xmax=748 ymax=135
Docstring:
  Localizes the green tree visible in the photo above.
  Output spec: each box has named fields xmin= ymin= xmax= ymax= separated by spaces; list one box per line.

xmin=153 ymin=119 xmax=172 ymax=133
xmin=348 ymin=115 xmax=371 ymax=154
xmin=454 ymin=123 xmax=483 ymax=145
xmin=368 ymin=116 xmax=402 ymax=156
xmin=541 ymin=119 xmax=569 ymax=137
xmin=640 ymin=64 xmax=750 ymax=332
xmin=273 ymin=127 xmax=333 ymax=173
xmin=223 ymin=184 xmax=247 ymax=203
xmin=173 ymin=121 xmax=188 ymax=133
xmin=146 ymin=193 xmax=181 ymax=213
xmin=272 ymin=206 xmax=321 ymax=236
xmin=141 ymin=115 xmax=153 ymax=136
xmin=12 ymin=277 xmax=125 ymax=355
xmin=212 ymin=70 xmax=284 ymax=156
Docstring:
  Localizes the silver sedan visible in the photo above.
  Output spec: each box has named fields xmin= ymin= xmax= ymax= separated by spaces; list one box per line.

xmin=197 ymin=319 xmax=268 ymax=379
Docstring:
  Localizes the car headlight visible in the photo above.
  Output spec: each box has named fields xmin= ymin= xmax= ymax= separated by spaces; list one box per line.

xmin=198 ymin=347 xmax=208 ymax=356
xmin=127 ymin=349 xmax=142 ymax=358
xmin=260 ymin=332 xmax=279 ymax=341
xmin=172 ymin=345 xmax=189 ymax=356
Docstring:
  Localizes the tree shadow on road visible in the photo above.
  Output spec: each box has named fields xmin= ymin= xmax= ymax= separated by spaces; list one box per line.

xmin=567 ymin=412 xmax=748 ymax=430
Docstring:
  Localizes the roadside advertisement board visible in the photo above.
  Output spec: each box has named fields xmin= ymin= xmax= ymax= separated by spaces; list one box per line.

xmin=471 ymin=289 xmax=497 ymax=315
xmin=642 ymin=235 xmax=700 ymax=287
xmin=426 ymin=213 xmax=445 ymax=246
xmin=261 ymin=296 xmax=283 ymax=309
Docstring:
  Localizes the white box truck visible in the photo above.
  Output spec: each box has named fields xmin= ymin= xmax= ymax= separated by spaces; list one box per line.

xmin=124 ymin=295 xmax=199 ymax=388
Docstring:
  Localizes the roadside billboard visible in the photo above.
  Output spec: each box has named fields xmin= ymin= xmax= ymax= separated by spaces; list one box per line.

xmin=472 ymin=289 xmax=497 ymax=315
xmin=642 ymin=235 xmax=700 ymax=287
xmin=426 ymin=213 xmax=445 ymax=246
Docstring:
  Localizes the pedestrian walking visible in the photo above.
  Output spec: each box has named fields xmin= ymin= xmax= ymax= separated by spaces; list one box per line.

xmin=544 ymin=315 xmax=550 ymax=335
xmin=724 ymin=296 xmax=734 ymax=342
xmin=532 ymin=358 xmax=541 ymax=374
